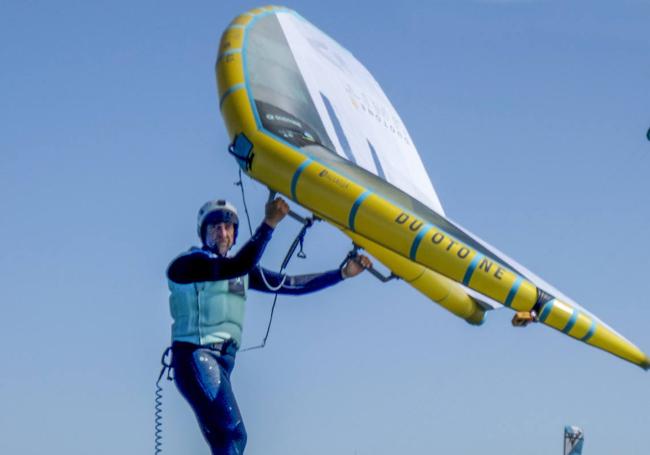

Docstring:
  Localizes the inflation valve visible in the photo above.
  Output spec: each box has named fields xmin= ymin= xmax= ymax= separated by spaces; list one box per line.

xmin=228 ymin=133 xmax=254 ymax=171
xmin=511 ymin=311 xmax=537 ymax=327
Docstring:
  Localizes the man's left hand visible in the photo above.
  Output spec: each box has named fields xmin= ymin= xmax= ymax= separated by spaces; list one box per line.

xmin=341 ymin=254 xmax=372 ymax=278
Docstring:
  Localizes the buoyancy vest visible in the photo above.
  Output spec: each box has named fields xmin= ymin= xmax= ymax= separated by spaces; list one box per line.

xmin=168 ymin=251 xmax=249 ymax=347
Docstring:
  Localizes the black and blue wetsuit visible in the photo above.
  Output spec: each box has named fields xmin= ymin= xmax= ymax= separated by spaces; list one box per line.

xmin=167 ymin=222 xmax=343 ymax=455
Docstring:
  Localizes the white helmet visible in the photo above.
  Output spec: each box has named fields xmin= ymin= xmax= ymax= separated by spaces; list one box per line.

xmin=197 ymin=199 xmax=239 ymax=244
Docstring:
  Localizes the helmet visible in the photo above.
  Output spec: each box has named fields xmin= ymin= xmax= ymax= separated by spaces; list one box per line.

xmin=197 ymin=199 xmax=239 ymax=244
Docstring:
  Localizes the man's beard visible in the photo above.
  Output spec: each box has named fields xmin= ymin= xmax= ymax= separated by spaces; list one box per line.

xmin=205 ymin=238 xmax=229 ymax=256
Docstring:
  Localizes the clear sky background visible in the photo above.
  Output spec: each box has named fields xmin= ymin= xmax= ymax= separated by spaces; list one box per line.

xmin=2 ymin=1 xmax=649 ymax=454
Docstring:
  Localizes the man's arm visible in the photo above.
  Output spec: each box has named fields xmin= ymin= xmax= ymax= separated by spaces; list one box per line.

xmin=248 ymin=254 xmax=372 ymax=295
xmin=249 ymin=266 xmax=343 ymax=295
xmin=167 ymin=197 xmax=290 ymax=284
xmin=167 ymin=223 xmax=274 ymax=284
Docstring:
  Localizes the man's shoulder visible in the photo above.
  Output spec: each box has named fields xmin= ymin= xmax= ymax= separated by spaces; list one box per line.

xmin=169 ymin=246 xmax=217 ymax=266
xmin=167 ymin=246 xmax=220 ymax=282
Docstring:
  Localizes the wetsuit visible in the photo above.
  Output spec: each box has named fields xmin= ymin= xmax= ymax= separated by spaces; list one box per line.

xmin=166 ymin=222 xmax=343 ymax=454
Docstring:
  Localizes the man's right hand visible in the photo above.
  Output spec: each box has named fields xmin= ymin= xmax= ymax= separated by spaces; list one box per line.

xmin=264 ymin=197 xmax=289 ymax=228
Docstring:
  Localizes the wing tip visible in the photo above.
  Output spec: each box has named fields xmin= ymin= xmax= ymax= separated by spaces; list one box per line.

xmin=465 ymin=307 xmax=486 ymax=326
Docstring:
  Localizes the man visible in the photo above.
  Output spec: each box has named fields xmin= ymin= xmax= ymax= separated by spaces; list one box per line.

xmin=167 ymin=197 xmax=371 ymax=454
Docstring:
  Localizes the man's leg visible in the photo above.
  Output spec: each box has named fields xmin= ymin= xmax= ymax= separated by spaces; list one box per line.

xmin=173 ymin=346 xmax=247 ymax=455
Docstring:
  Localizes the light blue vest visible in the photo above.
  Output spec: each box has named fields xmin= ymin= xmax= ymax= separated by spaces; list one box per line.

xmin=168 ymin=251 xmax=249 ymax=347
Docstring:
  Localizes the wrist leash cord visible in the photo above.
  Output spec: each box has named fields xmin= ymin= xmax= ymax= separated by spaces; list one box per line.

xmin=237 ymin=174 xmax=318 ymax=352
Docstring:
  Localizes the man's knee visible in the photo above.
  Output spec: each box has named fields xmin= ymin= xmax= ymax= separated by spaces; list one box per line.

xmin=204 ymin=420 xmax=247 ymax=454
xmin=231 ymin=421 xmax=247 ymax=452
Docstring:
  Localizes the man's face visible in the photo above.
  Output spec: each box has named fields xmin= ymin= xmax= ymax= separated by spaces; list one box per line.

xmin=205 ymin=222 xmax=235 ymax=255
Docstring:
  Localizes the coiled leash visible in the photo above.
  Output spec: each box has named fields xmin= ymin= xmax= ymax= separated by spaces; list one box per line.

xmin=154 ymin=347 xmax=173 ymax=454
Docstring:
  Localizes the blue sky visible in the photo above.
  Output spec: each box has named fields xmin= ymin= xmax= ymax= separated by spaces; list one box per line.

xmin=1 ymin=1 xmax=649 ymax=454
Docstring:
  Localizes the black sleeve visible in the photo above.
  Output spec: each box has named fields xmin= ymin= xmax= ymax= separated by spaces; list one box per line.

xmin=249 ymin=265 xmax=344 ymax=295
xmin=167 ymin=223 xmax=274 ymax=284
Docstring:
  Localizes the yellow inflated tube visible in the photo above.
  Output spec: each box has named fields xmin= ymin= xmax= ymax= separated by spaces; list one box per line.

xmin=216 ymin=6 xmax=649 ymax=370
xmin=342 ymin=228 xmax=485 ymax=325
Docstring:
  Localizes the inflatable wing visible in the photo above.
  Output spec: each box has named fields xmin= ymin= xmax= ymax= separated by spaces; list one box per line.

xmin=216 ymin=6 xmax=649 ymax=370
